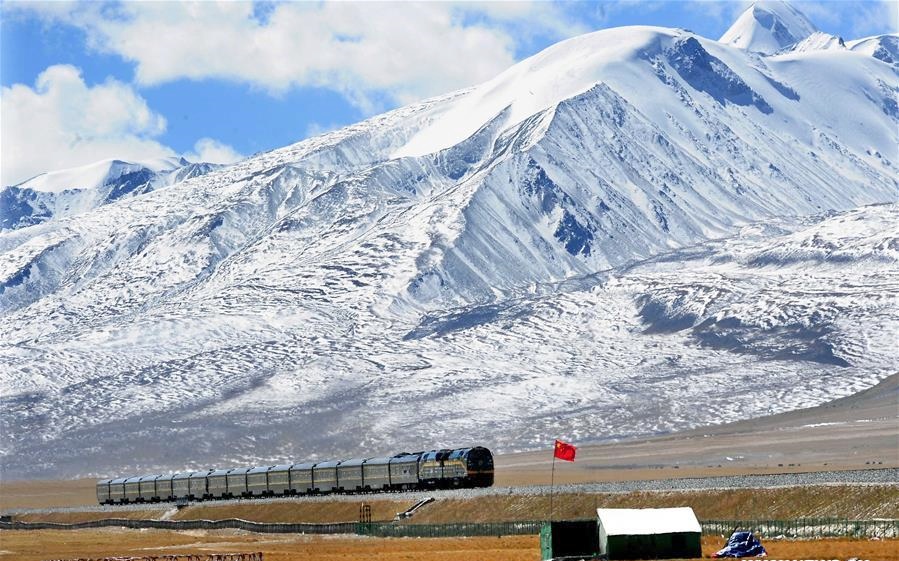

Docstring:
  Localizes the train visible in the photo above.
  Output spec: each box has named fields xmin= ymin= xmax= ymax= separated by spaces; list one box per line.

xmin=96 ymin=446 xmax=494 ymax=504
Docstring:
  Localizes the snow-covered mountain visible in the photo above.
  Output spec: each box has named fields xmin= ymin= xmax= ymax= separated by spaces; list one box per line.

xmin=787 ymin=31 xmax=846 ymax=53
xmin=1 ymin=2 xmax=897 ymax=478
xmin=847 ymin=34 xmax=899 ymax=64
xmin=720 ymin=1 xmax=818 ymax=54
xmin=1 ymin=157 xmax=221 ymax=231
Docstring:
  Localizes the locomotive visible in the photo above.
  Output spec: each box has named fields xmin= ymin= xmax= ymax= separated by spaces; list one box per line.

xmin=96 ymin=446 xmax=494 ymax=504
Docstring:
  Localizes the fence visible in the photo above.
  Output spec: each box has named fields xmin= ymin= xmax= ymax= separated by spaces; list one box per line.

xmin=357 ymin=521 xmax=542 ymax=537
xmin=2 ymin=518 xmax=897 ymax=539
xmin=701 ymin=518 xmax=899 ymax=539
xmin=0 ymin=518 xmax=357 ymax=534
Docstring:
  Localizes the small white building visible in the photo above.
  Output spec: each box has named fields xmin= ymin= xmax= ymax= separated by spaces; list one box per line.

xmin=596 ymin=507 xmax=702 ymax=559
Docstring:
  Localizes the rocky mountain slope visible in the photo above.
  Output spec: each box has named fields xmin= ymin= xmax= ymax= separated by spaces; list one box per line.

xmin=1 ymin=2 xmax=896 ymax=477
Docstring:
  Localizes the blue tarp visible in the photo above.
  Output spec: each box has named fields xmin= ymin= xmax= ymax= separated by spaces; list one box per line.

xmin=713 ymin=531 xmax=768 ymax=558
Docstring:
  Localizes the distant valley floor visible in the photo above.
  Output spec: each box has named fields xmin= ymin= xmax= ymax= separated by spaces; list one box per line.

xmin=496 ymin=372 xmax=898 ymax=486
xmin=2 ymin=374 xmax=895 ymax=515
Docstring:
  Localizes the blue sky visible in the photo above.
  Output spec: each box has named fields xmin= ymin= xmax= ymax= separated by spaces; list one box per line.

xmin=2 ymin=1 xmax=896 ymax=185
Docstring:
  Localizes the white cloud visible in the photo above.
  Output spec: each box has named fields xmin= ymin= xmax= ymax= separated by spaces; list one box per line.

xmin=305 ymin=122 xmax=342 ymax=138
xmin=1 ymin=64 xmax=174 ymax=186
xmin=682 ymin=0 xmax=749 ymax=28
xmin=1 ymin=65 xmax=244 ymax=185
xmin=184 ymin=137 xmax=244 ymax=165
xmin=760 ymin=1 xmax=897 ymax=40
xmin=847 ymin=0 xmax=899 ymax=37
xmin=16 ymin=1 xmax=582 ymax=112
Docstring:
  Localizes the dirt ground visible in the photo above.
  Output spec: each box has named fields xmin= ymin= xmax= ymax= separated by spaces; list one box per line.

xmin=0 ymin=529 xmax=896 ymax=561
xmin=0 ymin=478 xmax=98 ymax=511
xmin=496 ymin=373 xmax=899 ymax=486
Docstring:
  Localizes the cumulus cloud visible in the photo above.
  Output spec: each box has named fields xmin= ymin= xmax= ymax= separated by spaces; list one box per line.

xmin=1 ymin=64 xmax=174 ymax=186
xmin=16 ymin=1 xmax=585 ymax=112
xmin=304 ymin=122 xmax=342 ymax=138
xmin=184 ymin=137 xmax=244 ymax=165
xmin=846 ymin=0 xmax=899 ymax=37
xmin=781 ymin=1 xmax=898 ymax=39
xmin=1 ymin=65 xmax=244 ymax=185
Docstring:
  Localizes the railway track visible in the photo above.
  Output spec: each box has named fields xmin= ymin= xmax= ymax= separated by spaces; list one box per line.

xmin=5 ymin=467 xmax=896 ymax=517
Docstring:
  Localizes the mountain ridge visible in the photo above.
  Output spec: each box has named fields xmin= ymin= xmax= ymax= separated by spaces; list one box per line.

xmin=1 ymin=157 xmax=222 ymax=231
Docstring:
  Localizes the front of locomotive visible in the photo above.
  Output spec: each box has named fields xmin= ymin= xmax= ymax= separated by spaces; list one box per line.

xmin=462 ymin=446 xmax=494 ymax=487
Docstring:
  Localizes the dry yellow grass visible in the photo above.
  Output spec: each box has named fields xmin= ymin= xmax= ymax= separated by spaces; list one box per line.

xmin=0 ymin=529 xmax=539 ymax=561
xmin=707 ymin=536 xmax=899 ymax=560
xmin=171 ymin=498 xmax=416 ymax=524
xmin=15 ymin=509 xmax=164 ymax=524
xmin=1 ymin=529 xmax=897 ymax=561
xmin=11 ymin=485 xmax=896 ymax=525
xmin=0 ymin=478 xmax=97 ymax=510
xmin=408 ymin=486 xmax=899 ymax=523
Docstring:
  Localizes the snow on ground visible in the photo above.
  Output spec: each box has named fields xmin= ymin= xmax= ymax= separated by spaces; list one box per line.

xmin=1 ymin=204 xmax=895 ymax=477
xmin=14 ymin=158 xmax=186 ymax=193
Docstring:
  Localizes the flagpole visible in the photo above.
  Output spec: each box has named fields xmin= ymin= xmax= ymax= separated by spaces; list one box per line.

xmin=549 ymin=450 xmax=556 ymax=522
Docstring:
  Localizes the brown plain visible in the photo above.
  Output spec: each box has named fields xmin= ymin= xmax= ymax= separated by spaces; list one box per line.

xmin=496 ymin=373 xmax=899 ymax=486
xmin=1 ymin=531 xmax=898 ymax=561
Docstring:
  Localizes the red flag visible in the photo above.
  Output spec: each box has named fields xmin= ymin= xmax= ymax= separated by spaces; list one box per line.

xmin=553 ymin=439 xmax=576 ymax=462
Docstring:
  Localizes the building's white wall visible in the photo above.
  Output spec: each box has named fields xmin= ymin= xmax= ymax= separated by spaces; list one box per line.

xmin=598 ymin=522 xmax=609 ymax=555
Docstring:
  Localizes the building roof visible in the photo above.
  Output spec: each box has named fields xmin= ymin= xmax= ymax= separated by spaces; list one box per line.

xmin=597 ymin=507 xmax=701 ymax=536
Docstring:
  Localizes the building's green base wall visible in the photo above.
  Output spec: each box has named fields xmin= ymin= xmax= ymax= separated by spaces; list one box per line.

xmin=541 ymin=521 xmax=600 ymax=560
xmin=540 ymin=523 xmax=553 ymax=560
xmin=605 ymin=531 xmax=701 ymax=560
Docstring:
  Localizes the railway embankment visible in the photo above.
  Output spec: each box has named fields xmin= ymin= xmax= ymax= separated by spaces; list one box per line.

xmin=7 ymin=479 xmax=897 ymax=526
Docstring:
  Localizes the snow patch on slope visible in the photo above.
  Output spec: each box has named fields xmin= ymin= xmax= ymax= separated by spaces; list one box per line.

xmin=787 ymin=32 xmax=846 ymax=53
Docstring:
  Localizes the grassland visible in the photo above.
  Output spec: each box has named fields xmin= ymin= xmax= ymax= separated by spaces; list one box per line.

xmin=1 ymin=530 xmax=897 ymax=561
